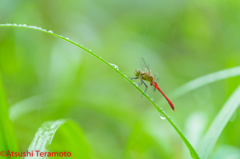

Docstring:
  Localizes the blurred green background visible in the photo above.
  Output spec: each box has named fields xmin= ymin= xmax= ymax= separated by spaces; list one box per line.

xmin=0 ymin=0 xmax=240 ymax=159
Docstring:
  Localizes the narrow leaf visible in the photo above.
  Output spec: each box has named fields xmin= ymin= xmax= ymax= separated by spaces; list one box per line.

xmin=25 ymin=119 xmax=92 ymax=159
xmin=170 ymin=66 xmax=240 ymax=99
xmin=0 ymin=73 xmax=19 ymax=159
xmin=197 ymin=84 xmax=240 ymax=159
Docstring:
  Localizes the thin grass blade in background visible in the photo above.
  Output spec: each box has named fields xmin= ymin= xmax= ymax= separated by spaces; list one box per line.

xmin=197 ymin=84 xmax=240 ymax=159
xmin=170 ymin=66 xmax=240 ymax=99
xmin=9 ymin=94 xmax=48 ymax=122
xmin=211 ymin=145 xmax=240 ymax=159
xmin=0 ymin=73 xmax=19 ymax=159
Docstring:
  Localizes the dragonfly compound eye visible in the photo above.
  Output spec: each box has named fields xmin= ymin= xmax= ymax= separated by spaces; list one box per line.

xmin=134 ymin=69 xmax=141 ymax=76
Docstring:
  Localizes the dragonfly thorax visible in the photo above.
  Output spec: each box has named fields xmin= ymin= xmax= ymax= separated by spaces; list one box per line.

xmin=140 ymin=72 xmax=154 ymax=83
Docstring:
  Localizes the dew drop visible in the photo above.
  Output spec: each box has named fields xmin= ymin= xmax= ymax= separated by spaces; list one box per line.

xmin=48 ymin=30 xmax=53 ymax=33
xmin=13 ymin=23 xmax=17 ymax=26
xmin=22 ymin=24 xmax=27 ymax=27
xmin=35 ymin=26 xmax=41 ymax=30
xmin=150 ymin=98 xmax=154 ymax=101
xmin=66 ymin=37 xmax=69 ymax=40
xmin=159 ymin=113 xmax=166 ymax=120
xmin=133 ymin=82 xmax=138 ymax=86
xmin=109 ymin=63 xmax=119 ymax=70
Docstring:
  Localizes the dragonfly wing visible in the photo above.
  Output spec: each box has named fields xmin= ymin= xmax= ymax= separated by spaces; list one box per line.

xmin=140 ymin=57 xmax=151 ymax=73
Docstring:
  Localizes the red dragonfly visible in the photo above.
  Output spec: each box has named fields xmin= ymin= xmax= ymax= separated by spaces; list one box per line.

xmin=129 ymin=58 xmax=175 ymax=111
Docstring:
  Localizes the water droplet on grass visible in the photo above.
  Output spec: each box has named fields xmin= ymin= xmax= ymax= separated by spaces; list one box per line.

xmin=48 ymin=30 xmax=53 ymax=33
xmin=133 ymin=82 xmax=138 ymax=86
xmin=159 ymin=113 xmax=166 ymax=120
xmin=109 ymin=63 xmax=119 ymax=70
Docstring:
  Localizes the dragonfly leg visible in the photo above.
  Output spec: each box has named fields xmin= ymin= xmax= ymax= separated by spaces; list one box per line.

xmin=128 ymin=77 xmax=139 ymax=80
xmin=140 ymin=79 xmax=148 ymax=97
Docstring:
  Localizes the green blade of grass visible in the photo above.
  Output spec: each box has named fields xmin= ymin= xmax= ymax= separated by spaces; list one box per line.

xmin=0 ymin=23 xmax=199 ymax=158
xmin=211 ymin=145 xmax=240 ymax=159
xmin=0 ymin=73 xmax=19 ymax=159
xmin=197 ymin=84 xmax=240 ymax=159
xmin=25 ymin=119 xmax=92 ymax=159
xmin=170 ymin=66 xmax=240 ymax=100
xmin=9 ymin=94 xmax=46 ymax=122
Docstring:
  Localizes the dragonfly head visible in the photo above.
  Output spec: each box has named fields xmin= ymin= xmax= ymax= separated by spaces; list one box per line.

xmin=134 ymin=69 xmax=141 ymax=77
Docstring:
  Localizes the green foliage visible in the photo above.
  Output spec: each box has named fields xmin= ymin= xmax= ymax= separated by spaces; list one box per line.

xmin=0 ymin=1 xmax=240 ymax=158
xmin=1 ymin=24 xmax=199 ymax=158
xmin=0 ymin=74 xmax=19 ymax=159
xmin=26 ymin=119 xmax=91 ymax=159
xmin=197 ymin=85 xmax=240 ymax=159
